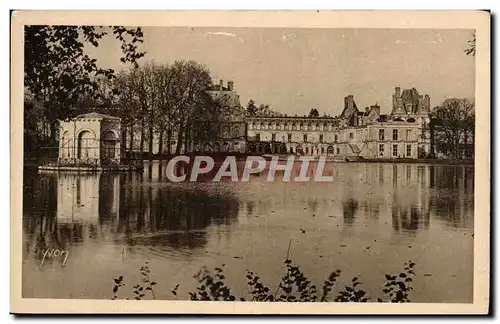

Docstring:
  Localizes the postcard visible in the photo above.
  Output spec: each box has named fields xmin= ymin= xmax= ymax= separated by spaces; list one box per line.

xmin=11 ymin=10 xmax=490 ymax=314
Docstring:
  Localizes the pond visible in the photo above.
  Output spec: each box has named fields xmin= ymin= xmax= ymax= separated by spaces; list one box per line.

xmin=22 ymin=161 xmax=474 ymax=302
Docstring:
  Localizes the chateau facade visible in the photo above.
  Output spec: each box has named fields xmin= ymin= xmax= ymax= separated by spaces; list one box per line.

xmin=246 ymin=87 xmax=431 ymax=159
xmin=130 ymin=81 xmax=431 ymax=160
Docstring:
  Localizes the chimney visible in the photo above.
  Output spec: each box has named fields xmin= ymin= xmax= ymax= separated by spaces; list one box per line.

xmin=371 ymin=104 xmax=381 ymax=116
xmin=395 ymin=87 xmax=401 ymax=97
xmin=344 ymin=95 xmax=354 ymax=110
xmin=219 ymin=79 xmax=224 ymax=90
xmin=227 ymin=81 xmax=234 ymax=91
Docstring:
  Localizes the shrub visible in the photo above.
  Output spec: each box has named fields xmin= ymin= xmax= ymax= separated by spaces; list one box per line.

xmin=111 ymin=259 xmax=416 ymax=303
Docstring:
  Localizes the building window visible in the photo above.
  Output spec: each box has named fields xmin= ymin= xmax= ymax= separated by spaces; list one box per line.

xmin=288 ymin=133 xmax=292 ymax=142
xmin=392 ymin=144 xmax=398 ymax=157
xmin=272 ymin=133 xmax=276 ymax=142
xmin=321 ymin=147 xmax=325 ymax=155
xmin=256 ymin=133 xmax=261 ymax=141
xmin=336 ymin=147 xmax=340 ymax=155
xmin=349 ymin=132 xmax=354 ymax=139
xmin=334 ymin=134 xmax=338 ymax=142
xmin=379 ymin=129 xmax=385 ymax=141
xmin=305 ymin=147 xmax=309 ymax=154
xmin=406 ymin=129 xmax=412 ymax=141
xmin=406 ymin=144 xmax=412 ymax=157
xmin=393 ymin=129 xmax=398 ymax=141
xmin=303 ymin=134 xmax=308 ymax=142
xmin=319 ymin=134 xmax=324 ymax=143
xmin=379 ymin=144 xmax=384 ymax=156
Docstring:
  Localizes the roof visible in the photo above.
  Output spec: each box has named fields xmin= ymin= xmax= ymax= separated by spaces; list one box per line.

xmin=75 ymin=112 xmax=120 ymax=120
xmin=246 ymin=115 xmax=337 ymax=121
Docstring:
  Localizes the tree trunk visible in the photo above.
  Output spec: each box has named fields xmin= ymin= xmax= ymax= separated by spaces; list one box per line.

xmin=129 ymin=122 xmax=134 ymax=152
xmin=50 ymin=121 xmax=58 ymax=146
xmin=464 ymin=130 xmax=468 ymax=159
xmin=148 ymin=118 xmax=154 ymax=161
xmin=140 ymin=118 xmax=145 ymax=157
xmin=175 ymin=126 xmax=184 ymax=155
xmin=121 ymin=125 xmax=127 ymax=161
xmin=158 ymin=129 xmax=164 ymax=157
xmin=184 ymin=123 xmax=189 ymax=153
xmin=167 ymin=129 xmax=172 ymax=157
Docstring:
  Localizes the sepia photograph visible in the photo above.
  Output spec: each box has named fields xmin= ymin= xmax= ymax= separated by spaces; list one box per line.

xmin=10 ymin=10 xmax=490 ymax=314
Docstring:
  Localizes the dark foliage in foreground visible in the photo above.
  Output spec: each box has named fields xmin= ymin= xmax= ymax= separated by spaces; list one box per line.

xmin=111 ymin=259 xmax=415 ymax=302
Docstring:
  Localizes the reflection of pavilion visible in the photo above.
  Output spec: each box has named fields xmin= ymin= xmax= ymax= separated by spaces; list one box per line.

xmin=55 ymin=172 xmax=120 ymax=224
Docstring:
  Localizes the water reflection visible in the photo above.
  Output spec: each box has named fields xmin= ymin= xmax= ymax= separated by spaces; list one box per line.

xmin=342 ymin=199 xmax=359 ymax=226
xmin=23 ymin=169 xmax=240 ymax=260
xmin=22 ymin=162 xmax=474 ymax=302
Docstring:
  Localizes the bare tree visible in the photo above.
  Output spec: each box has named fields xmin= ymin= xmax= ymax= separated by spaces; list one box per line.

xmin=112 ymin=60 xmax=217 ymax=157
xmin=164 ymin=61 xmax=213 ymax=154
xmin=431 ymin=98 xmax=475 ymax=159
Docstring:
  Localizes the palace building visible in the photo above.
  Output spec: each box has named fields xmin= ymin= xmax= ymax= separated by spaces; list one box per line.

xmin=127 ymin=81 xmax=431 ymax=160
xmin=198 ymin=79 xmax=247 ymax=153
xmin=246 ymin=87 xmax=431 ymax=159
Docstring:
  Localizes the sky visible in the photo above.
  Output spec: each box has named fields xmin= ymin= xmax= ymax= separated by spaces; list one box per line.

xmin=87 ymin=27 xmax=475 ymax=116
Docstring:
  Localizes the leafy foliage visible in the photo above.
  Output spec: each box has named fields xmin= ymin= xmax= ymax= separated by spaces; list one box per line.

xmin=188 ymin=265 xmax=237 ymax=301
xmin=308 ymin=108 xmax=320 ymax=118
xmin=24 ymin=25 xmax=146 ymax=150
xmin=334 ymin=276 xmax=369 ymax=302
xmin=111 ymin=259 xmax=417 ymax=303
xmin=111 ymin=275 xmax=124 ymax=300
xmin=464 ymin=33 xmax=476 ymax=56
xmin=245 ymin=99 xmax=283 ymax=117
xmin=379 ymin=261 xmax=415 ymax=303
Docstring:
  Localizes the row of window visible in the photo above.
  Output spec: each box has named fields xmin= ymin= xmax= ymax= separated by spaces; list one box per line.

xmin=257 ymin=133 xmax=337 ymax=143
xmin=253 ymin=129 xmax=414 ymax=143
xmin=250 ymin=144 xmax=341 ymax=155
xmin=248 ymin=122 xmax=335 ymax=131
xmin=378 ymin=129 xmax=413 ymax=141
xmin=379 ymin=144 xmax=412 ymax=157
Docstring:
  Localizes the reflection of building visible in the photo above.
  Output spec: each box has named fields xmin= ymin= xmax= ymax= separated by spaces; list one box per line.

xmin=56 ymin=173 xmax=120 ymax=224
xmin=58 ymin=113 xmax=121 ymax=165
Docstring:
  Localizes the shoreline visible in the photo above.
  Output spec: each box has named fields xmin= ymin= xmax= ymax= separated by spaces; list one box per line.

xmin=24 ymin=156 xmax=474 ymax=168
